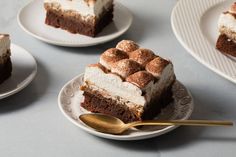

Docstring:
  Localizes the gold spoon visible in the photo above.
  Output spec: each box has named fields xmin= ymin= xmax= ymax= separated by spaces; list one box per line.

xmin=79 ymin=113 xmax=234 ymax=135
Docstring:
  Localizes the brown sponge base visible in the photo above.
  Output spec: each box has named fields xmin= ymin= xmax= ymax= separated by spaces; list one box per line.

xmin=216 ymin=34 xmax=236 ymax=57
xmin=81 ymin=85 xmax=174 ymax=123
xmin=0 ymin=58 xmax=12 ymax=84
xmin=45 ymin=7 xmax=113 ymax=37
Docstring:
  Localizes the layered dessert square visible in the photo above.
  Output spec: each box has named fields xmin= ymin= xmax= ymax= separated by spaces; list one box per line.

xmin=44 ymin=0 xmax=114 ymax=37
xmin=0 ymin=34 xmax=12 ymax=84
xmin=216 ymin=2 xmax=236 ymax=57
xmin=81 ymin=40 xmax=176 ymax=123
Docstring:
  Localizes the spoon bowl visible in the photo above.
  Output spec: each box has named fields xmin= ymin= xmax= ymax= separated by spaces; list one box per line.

xmin=79 ymin=113 xmax=234 ymax=135
xmin=79 ymin=114 xmax=127 ymax=134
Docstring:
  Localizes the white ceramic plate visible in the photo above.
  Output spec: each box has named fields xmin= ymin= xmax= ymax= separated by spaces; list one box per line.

xmin=0 ymin=44 xmax=37 ymax=99
xmin=171 ymin=0 xmax=236 ymax=84
xmin=58 ymin=74 xmax=194 ymax=140
xmin=17 ymin=0 xmax=133 ymax=47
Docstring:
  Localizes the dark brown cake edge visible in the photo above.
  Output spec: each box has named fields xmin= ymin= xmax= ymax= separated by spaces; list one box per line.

xmin=141 ymin=84 xmax=174 ymax=120
xmin=81 ymin=90 xmax=141 ymax=123
xmin=216 ymin=34 xmax=236 ymax=57
xmin=45 ymin=6 xmax=113 ymax=37
xmin=81 ymin=84 xmax=174 ymax=123
xmin=0 ymin=57 xmax=12 ymax=84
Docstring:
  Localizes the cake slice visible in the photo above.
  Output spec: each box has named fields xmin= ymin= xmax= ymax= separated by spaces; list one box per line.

xmin=216 ymin=2 xmax=236 ymax=57
xmin=81 ymin=40 xmax=176 ymax=123
xmin=44 ymin=0 xmax=114 ymax=37
xmin=0 ymin=34 xmax=12 ymax=84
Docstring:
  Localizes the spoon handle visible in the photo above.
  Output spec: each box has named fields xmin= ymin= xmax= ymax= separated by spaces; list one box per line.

xmin=127 ymin=120 xmax=234 ymax=127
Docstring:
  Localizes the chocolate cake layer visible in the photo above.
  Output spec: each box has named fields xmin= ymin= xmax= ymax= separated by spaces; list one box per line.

xmin=0 ymin=58 xmax=12 ymax=84
xmin=45 ymin=6 xmax=113 ymax=37
xmin=82 ymin=90 xmax=140 ymax=123
xmin=81 ymin=85 xmax=174 ymax=123
xmin=216 ymin=34 xmax=236 ymax=57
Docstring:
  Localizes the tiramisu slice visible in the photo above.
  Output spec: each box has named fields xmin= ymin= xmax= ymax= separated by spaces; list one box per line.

xmin=81 ymin=40 xmax=176 ymax=123
xmin=44 ymin=0 xmax=114 ymax=37
xmin=0 ymin=34 xmax=12 ymax=84
xmin=216 ymin=2 xmax=236 ymax=57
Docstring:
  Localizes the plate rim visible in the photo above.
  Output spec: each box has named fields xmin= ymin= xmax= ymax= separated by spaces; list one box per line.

xmin=58 ymin=74 xmax=194 ymax=140
xmin=0 ymin=43 xmax=37 ymax=99
xmin=17 ymin=0 xmax=133 ymax=47
xmin=171 ymin=0 xmax=236 ymax=84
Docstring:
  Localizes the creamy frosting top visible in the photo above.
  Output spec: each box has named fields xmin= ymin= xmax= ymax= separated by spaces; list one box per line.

xmin=0 ymin=34 xmax=10 ymax=56
xmin=110 ymin=59 xmax=143 ymax=79
xmin=229 ymin=2 xmax=236 ymax=14
xmin=84 ymin=62 xmax=174 ymax=106
xmin=129 ymin=48 xmax=156 ymax=66
xmin=116 ymin=40 xmax=140 ymax=54
xmin=100 ymin=48 xmax=128 ymax=70
xmin=83 ymin=40 xmax=175 ymax=106
xmin=84 ymin=64 xmax=147 ymax=106
xmin=126 ymin=71 xmax=155 ymax=89
xmin=218 ymin=2 xmax=236 ymax=33
xmin=146 ymin=57 xmax=170 ymax=77
xmin=44 ymin=0 xmax=113 ymax=16
xmin=218 ymin=13 xmax=236 ymax=33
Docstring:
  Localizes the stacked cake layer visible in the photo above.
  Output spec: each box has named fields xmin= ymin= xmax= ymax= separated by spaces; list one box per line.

xmin=0 ymin=34 xmax=12 ymax=84
xmin=216 ymin=2 xmax=236 ymax=57
xmin=44 ymin=0 xmax=114 ymax=37
xmin=81 ymin=40 xmax=176 ymax=123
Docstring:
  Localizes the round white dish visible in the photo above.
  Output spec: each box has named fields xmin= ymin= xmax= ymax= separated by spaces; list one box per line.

xmin=58 ymin=74 xmax=194 ymax=140
xmin=0 ymin=44 xmax=37 ymax=99
xmin=17 ymin=0 xmax=133 ymax=47
xmin=171 ymin=0 xmax=236 ymax=84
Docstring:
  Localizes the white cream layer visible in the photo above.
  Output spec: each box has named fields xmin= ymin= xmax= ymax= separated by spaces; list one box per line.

xmin=84 ymin=66 xmax=147 ymax=106
xmin=44 ymin=0 xmax=113 ymax=17
xmin=84 ymin=64 xmax=175 ymax=106
xmin=0 ymin=35 xmax=10 ymax=56
xmin=218 ymin=13 xmax=236 ymax=33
